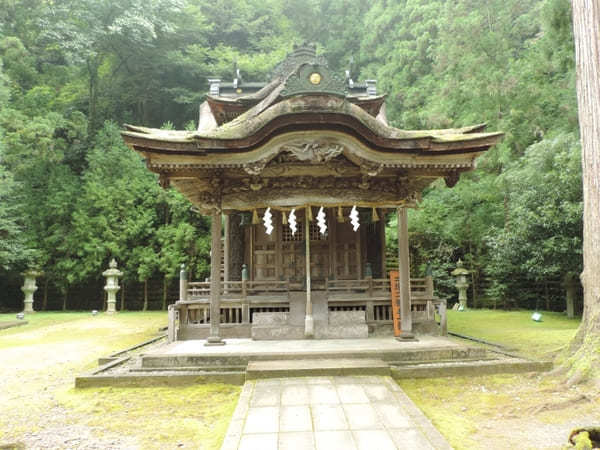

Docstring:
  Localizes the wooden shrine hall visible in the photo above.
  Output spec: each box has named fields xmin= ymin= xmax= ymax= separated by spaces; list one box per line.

xmin=121 ymin=44 xmax=502 ymax=344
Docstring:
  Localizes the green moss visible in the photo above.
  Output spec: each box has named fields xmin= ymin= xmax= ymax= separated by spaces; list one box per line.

xmin=56 ymin=384 xmax=240 ymax=449
xmin=447 ymin=309 xmax=580 ymax=359
xmin=0 ymin=312 xmax=239 ymax=449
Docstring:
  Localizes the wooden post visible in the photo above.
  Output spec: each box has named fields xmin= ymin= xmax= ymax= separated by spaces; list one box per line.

xmin=224 ymin=213 xmax=230 ymax=291
xmin=366 ymin=262 xmax=374 ymax=323
xmin=167 ymin=304 xmax=177 ymax=342
xmin=397 ymin=207 xmax=413 ymax=338
xmin=425 ymin=263 xmax=434 ymax=298
xmin=241 ymin=264 xmax=249 ymax=324
xmin=305 ymin=208 xmax=314 ymax=337
xmin=179 ymin=264 xmax=188 ymax=302
xmin=379 ymin=213 xmax=387 ymax=278
xmin=439 ymin=300 xmax=447 ymax=336
xmin=206 ymin=209 xmax=225 ymax=346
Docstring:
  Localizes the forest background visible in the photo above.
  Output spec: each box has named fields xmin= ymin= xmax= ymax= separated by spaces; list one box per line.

xmin=0 ymin=0 xmax=583 ymax=313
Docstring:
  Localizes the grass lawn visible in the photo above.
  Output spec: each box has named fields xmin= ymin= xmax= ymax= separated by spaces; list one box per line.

xmin=0 ymin=311 xmax=240 ymax=449
xmin=398 ymin=309 xmax=599 ymax=450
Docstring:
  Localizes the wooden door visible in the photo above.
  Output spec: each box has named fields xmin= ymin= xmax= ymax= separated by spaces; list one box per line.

xmin=334 ymin=220 xmax=360 ymax=279
xmin=253 ymin=223 xmax=277 ymax=280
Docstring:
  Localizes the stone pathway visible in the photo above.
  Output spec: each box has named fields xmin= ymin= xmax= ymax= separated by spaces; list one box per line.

xmin=221 ymin=375 xmax=452 ymax=450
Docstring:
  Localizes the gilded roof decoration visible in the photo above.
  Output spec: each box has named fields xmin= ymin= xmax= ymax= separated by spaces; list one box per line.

xmin=280 ymin=63 xmax=348 ymax=98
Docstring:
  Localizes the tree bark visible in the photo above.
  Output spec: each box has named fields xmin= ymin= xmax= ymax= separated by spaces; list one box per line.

xmin=121 ymin=282 xmax=126 ymax=311
xmin=42 ymin=278 xmax=48 ymax=311
xmin=162 ymin=276 xmax=168 ymax=311
xmin=143 ymin=280 xmax=148 ymax=311
xmin=569 ymin=0 xmax=600 ymax=379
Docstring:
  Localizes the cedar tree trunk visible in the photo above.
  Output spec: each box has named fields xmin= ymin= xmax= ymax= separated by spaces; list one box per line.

xmin=569 ymin=0 xmax=600 ymax=383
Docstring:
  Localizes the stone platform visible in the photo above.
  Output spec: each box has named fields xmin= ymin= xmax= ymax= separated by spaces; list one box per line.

xmin=140 ymin=336 xmax=484 ymax=368
xmin=75 ymin=336 xmax=552 ymax=387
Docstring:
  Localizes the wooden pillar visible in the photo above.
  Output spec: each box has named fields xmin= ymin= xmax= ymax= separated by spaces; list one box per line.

xmin=379 ymin=212 xmax=387 ymax=278
xmin=206 ymin=209 xmax=225 ymax=346
xmin=439 ymin=301 xmax=447 ymax=336
xmin=328 ymin=208 xmax=336 ymax=279
xmin=179 ymin=263 xmax=188 ymax=302
xmin=305 ymin=209 xmax=314 ymax=337
xmin=397 ymin=207 xmax=413 ymax=336
xmin=223 ymin=213 xmax=230 ymax=287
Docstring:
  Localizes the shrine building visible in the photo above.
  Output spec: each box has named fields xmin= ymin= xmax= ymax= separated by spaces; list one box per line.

xmin=121 ymin=44 xmax=502 ymax=345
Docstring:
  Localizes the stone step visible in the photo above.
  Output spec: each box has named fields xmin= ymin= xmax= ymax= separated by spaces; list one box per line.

xmin=132 ymin=365 xmax=247 ymax=373
xmin=246 ymin=358 xmax=391 ymax=379
xmin=390 ymin=358 xmax=553 ymax=379
xmin=141 ymin=346 xmax=488 ymax=368
xmin=75 ymin=371 xmax=246 ymax=388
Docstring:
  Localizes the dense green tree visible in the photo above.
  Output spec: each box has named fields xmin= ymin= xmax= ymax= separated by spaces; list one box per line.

xmin=0 ymin=0 xmax=585 ymax=313
xmin=39 ymin=0 xmax=185 ymax=133
xmin=485 ymin=134 xmax=582 ymax=306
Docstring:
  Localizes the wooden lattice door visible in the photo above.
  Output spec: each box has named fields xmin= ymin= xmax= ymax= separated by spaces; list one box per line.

xmin=334 ymin=221 xmax=360 ymax=279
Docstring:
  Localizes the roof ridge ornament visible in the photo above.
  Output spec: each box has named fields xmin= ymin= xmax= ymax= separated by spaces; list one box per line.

xmin=280 ymin=63 xmax=348 ymax=98
xmin=271 ymin=43 xmax=328 ymax=79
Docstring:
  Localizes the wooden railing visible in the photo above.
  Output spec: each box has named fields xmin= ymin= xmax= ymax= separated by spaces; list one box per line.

xmin=326 ymin=275 xmax=446 ymax=334
xmin=172 ymin=279 xmax=291 ymax=332
xmin=188 ymin=280 xmax=290 ymax=299
xmin=167 ymin=274 xmax=446 ymax=341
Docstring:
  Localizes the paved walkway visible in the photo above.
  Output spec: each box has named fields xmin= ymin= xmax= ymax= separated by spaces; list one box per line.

xmin=221 ymin=375 xmax=452 ymax=450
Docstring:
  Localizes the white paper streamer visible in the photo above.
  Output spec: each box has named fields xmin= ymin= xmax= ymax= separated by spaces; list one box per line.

xmin=350 ymin=205 xmax=360 ymax=231
xmin=317 ymin=206 xmax=327 ymax=235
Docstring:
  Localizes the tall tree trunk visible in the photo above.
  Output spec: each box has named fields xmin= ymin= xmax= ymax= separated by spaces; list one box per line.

xmin=143 ymin=280 xmax=148 ymax=311
xmin=87 ymin=58 xmax=100 ymax=136
xmin=62 ymin=289 xmax=68 ymax=311
xmin=569 ymin=0 xmax=600 ymax=382
xmin=42 ymin=278 xmax=48 ymax=311
xmin=162 ymin=276 xmax=168 ymax=311
xmin=121 ymin=282 xmax=126 ymax=311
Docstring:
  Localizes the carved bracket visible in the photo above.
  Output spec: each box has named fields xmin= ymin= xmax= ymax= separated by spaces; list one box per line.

xmin=280 ymin=140 xmax=345 ymax=163
xmin=444 ymin=172 xmax=460 ymax=188
xmin=158 ymin=173 xmax=170 ymax=189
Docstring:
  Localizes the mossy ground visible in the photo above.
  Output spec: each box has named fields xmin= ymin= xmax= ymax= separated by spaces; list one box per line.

xmin=445 ymin=309 xmax=580 ymax=359
xmin=399 ymin=309 xmax=599 ymax=450
xmin=0 ymin=312 xmax=240 ymax=449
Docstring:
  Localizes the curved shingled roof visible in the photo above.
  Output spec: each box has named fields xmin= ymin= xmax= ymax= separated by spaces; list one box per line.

xmin=121 ymin=45 xmax=502 ymax=168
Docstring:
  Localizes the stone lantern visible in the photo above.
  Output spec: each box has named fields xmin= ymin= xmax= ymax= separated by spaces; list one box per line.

xmin=103 ymin=259 xmax=123 ymax=314
xmin=451 ymin=259 xmax=470 ymax=310
xmin=21 ymin=269 xmax=42 ymax=313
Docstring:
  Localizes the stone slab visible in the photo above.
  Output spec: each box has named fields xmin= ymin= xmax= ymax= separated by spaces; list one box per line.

xmin=75 ymin=371 xmax=246 ymax=388
xmin=246 ymin=358 xmax=391 ymax=379
xmin=390 ymin=358 xmax=553 ymax=379
xmin=251 ymin=325 xmax=305 ymax=340
xmin=252 ymin=312 xmax=289 ymax=326
xmin=328 ymin=311 xmax=366 ymax=325
xmin=316 ymin=325 xmax=368 ymax=339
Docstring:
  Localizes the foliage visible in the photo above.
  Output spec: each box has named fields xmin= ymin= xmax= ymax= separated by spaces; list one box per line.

xmin=485 ymin=134 xmax=582 ymax=305
xmin=0 ymin=0 xmax=584 ymax=312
